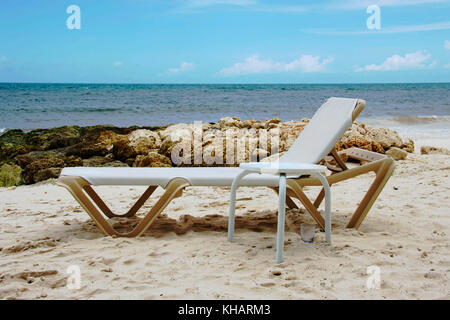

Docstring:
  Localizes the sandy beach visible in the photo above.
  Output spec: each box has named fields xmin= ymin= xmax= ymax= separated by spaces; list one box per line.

xmin=1 ymin=149 xmax=449 ymax=300
xmin=1 ymin=0 xmax=449 ymax=305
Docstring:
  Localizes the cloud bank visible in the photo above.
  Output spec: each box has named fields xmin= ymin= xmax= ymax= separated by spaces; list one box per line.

xmin=168 ymin=61 xmax=195 ymax=74
xmin=356 ymin=51 xmax=436 ymax=71
xmin=219 ymin=54 xmax=333 ymax=75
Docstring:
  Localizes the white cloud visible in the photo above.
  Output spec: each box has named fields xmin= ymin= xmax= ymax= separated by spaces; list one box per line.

xmin=284 ymin=55 xmax=334 ymax=72
xmin=445 ymin=40 xmax=450 ymax=50
xmin=304 ymin=21 xmax=450 ymax=35
xmin=356 ymin=51 xmax=436 ymax=71
xmin=168 ymin=61 xmax=195 ymax=73
xmin=113 ymin=61 xmax=123 ymax=67
xmin=219 ymin=54 xmax=333 ymax=75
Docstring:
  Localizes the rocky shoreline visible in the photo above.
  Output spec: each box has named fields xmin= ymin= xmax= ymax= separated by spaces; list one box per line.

xmin=0 ymin=117 xmax=415 ymax=186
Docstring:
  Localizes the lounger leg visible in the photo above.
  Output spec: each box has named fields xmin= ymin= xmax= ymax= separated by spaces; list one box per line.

xmin=272 ymin=188 xmax=299 ymax=209
xmin=276 ymin=173 xmax=286 ymax=264
xmin=83 ymin=185 xmax=157 ymax=218
xmin=287 ymin=180 xmax=326 ymax=231
xmin=313 ymin=188 xmax=325 ymax=209
xmin=347 ymin=157 xmax=395 ymax=229
xmin=285 ymin=195 xmax=299 ymax=209
xmin=58 ymin=176 xmax=190 ymax=237
xmin=228 ymin=170 xmax=250 ymax=242
xmin=292 ymin=157 xmax=395 ymax=230
xmin=314 ymin=173 xmax=331 ymax=244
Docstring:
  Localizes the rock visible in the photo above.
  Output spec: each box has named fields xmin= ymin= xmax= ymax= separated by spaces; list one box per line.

xmin=28 ymin=126 xmax=82 ymax=150
xmin=0 ymin=118 xmax=414 ymax=184
xmin=15 ymin=150 xmax=83 ymax=184
xmin=366 ymin=127 xmax=403 ymax=149
xmin=0 ymin=164 xmax=22 ymax=187
xmin=270 ymin=269 xmax=282 ymax=276
xmin=82 ymin=155 xmax=127 ymax=167
xmin=420 ymin=146 xmax=450 ymax=155
xmin=219 ymin=117 xmax=242 ymax=129
xmin=251 ymin=121 xmax=265 ymax=130
xmin=159 ymin=123 xmax=194 ymax=142
xmin=21 ymin=157 xmax=64 ymax=184
xmin=103 ymin=160 xmax=129 ymax=167
xmin=66 ymin=130 xmax=125 ymax=158
xmin=159 ymin=137 xmax=178 ymax=159
xmin=400 ymin=138 xmax=415 ymax=153
xmin=112 ymin=137 xmax=136 ymax=162
xmin=278 ymin=121 xmax=307 ymax=152
xmin=0 ymin=130 xmax=35 ymax=162
xmin=82 ymin=156 xmax=111 ymax=167
xmin=33 ymin=167 xmax=62 ymax=182
xmin=110 ymin=129 xmax=162 ymax=163
xmin=385 ymin=147 xmax=408 ymax=160
xmin=127 ymin=129 xmax=162 ymax=154
xmin=337 ymin=136 xmax=385 ymax=154
xmin=264 ymin=118 xmax=281 ymax=129
xmin=133 ymin=152 xmax=172 ymax=167
xmin=242 ymin=120 xmax=256 ymax=128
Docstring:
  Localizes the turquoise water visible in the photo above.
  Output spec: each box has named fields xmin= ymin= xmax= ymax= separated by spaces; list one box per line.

xmin=0 ymin=83 xmax=449 ymax=138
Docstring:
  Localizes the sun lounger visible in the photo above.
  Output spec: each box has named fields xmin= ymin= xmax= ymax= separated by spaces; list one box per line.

xmin=57 ymin=97 xmax=395 ymax=238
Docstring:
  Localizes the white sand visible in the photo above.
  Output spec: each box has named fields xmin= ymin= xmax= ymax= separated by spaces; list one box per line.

xmin=0 ymin=153 xmax=449 ymax=300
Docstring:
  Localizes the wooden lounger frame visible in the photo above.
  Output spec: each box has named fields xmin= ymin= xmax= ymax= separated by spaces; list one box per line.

xmin=57 ymin=100 xmax=396 ymax=237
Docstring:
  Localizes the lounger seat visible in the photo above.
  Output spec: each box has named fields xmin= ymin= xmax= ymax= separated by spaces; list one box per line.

xmin=60 ymin=167 xmax=283 ymax=187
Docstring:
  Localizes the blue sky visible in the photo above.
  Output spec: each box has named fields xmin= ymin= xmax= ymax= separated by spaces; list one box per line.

xmin=0 ymin=0 xmax=449 ymax=83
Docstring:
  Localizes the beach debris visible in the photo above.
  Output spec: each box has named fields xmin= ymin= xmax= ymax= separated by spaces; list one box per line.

xmin=420 ymin=146 xmax=450 ymax=155
xmin=16 ymin=270 xmax=58 ymax=281
xmin=270 ymin=269 xmax=282 ymax=276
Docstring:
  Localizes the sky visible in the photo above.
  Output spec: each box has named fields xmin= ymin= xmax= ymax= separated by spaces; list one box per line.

xmin=0 ymin=0 xmax=449 ymax=83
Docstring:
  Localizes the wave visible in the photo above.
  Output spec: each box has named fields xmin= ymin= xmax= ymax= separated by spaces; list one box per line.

xmin=70 ymin=107 xmax=122 ymax=113
xmin=373 ymin=115 xmax=450 ymax=126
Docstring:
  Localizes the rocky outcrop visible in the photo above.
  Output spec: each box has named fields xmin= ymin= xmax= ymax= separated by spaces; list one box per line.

xmin=0 ymin=164 xmax=22 ymax=187
xmin=420 ymin=146 xmax=450 ymax=155
xmin=0 ymin=119 xmax=418 ymax=185
xmin=133 ymin=152 xmax=171 ymax=167
xmin=15 ymin=150 xmax=83 ymax=184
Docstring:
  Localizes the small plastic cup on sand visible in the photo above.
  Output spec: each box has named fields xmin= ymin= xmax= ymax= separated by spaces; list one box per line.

xmin=300 ymin=223 xmax=316 ymax=243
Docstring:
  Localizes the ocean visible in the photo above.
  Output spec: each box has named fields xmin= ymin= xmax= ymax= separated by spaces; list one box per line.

xmin=0 ymin=83 xmax=449 ymax=140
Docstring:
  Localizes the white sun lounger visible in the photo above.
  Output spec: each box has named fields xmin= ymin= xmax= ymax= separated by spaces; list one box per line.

xmin=58 ymin=97 xmax=395 ymax=247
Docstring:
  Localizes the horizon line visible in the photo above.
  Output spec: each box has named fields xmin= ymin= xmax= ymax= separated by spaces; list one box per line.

xmin=1 ymin=81 xmax=449 ymax=85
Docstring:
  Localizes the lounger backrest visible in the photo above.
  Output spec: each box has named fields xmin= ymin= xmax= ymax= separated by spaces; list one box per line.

xmin=279 ymin=97 xmax=360 ymax=164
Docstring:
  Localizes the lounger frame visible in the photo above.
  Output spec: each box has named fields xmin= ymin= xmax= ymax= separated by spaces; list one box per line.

xmin=57 ymin=99 xmax=396 ymax=237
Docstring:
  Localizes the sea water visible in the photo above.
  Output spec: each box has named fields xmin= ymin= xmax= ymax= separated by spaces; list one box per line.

xmin=0 ymin=83 xmax=448 ymax=142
